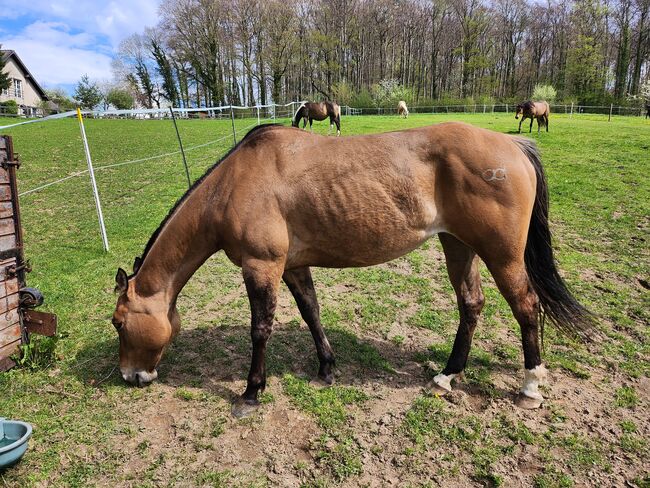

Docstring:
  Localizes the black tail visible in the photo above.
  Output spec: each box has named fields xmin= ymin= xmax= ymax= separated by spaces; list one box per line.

xmin=513 ymin=138 xmax=597 ymax=341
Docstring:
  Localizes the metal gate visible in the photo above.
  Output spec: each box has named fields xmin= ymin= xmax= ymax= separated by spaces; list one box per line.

xmin=0 ymin=135 xmax=56 ymax=371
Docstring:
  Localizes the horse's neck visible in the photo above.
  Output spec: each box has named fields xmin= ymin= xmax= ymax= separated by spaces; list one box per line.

xmin=133 ymin=184 xmax=221 ymax=301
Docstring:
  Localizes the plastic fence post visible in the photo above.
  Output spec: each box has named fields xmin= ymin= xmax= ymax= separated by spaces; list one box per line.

xmin=76 ymin=108 xmax=109 ymax=252
xmin=230 ymin=105 xmax=237 ymax=144
xmin=257 ymin=105 xmax=260 ymax=125
xmin=169 ymin=107 xmax=191 ymax=189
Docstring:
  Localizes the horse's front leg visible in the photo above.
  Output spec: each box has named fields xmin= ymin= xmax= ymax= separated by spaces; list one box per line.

xmin=529 ymin=118 xmax=533 ymax=133
xmin=518 ymin=118 xmax=523 ymax=133
xmin=309 ymin=118 xmax=314 ymax=133
xmin=232 ymin=258 xmax=283 ymax=418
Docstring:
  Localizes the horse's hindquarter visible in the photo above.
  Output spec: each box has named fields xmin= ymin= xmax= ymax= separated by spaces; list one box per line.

xmin=222 ymin=124 xmax=536 ymax=269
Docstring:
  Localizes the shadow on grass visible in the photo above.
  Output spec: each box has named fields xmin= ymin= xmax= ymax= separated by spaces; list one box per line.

xmin=68 ymin=319 xmax=522 ymax=405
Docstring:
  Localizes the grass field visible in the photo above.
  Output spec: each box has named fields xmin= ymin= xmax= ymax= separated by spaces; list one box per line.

xmin=0 ymin=112 xmax=648 ymax=487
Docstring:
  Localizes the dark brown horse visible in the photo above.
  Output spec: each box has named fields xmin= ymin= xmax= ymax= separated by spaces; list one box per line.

xmin=112 ymin=123 xmax=594 ymax=418
xmin=292 ymin=101 xmax=341 ymax=136
xmin=516 ymin=101 xmax=550 ymax=134
xmin=645 ymin=104 xmax=650 ymax=119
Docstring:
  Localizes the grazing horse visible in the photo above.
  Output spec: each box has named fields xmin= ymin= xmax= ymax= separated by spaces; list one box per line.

xmin=112 ymin=123 xmax=594 ymax=418
xmin=516 ymin=101 xmax=550 ymax=134
xmin=292 ymin=101 xmax=341 ymax=136
xmin=645 ymin=104 xmax=650 ymax=119
xmin=397 ymin=100 xmax=409 ymax=118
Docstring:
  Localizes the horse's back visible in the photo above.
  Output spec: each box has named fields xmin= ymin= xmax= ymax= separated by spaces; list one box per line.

xmin=227 ymin=123 xmax=535 ymax=257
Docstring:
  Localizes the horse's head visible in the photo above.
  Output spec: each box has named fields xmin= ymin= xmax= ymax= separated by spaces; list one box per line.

xmin=515 ymin=104 xmax=524 ymax=119
xmin=291 ymin=117 xmax=299 ymax=128
xmin=112 ymin=264 xmax=180 ymax=386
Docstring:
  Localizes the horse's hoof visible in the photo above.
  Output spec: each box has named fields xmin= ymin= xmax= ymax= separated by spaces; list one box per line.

xmin=231 ymin=398 xmax=260 ymax=418
xmin=515 ymin=393 xmax=543 ymax=409
xmin=427 ymin=381 xmax=451 ymax=396
xmin=309 ymin=376 xmax=334 ymax=389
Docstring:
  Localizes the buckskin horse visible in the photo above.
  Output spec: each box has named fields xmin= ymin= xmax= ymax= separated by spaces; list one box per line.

xmin=515 ymin=101 xmax=550 ymax=134
xmin=112 ymin=122 xmax=594 ymax=418
xmin=292 ymin=101 xmax=341 ymax=136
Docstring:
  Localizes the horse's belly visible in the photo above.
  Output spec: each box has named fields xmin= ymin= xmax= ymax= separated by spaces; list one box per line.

xmin=285 ymin=201 xmax=443 ymax=269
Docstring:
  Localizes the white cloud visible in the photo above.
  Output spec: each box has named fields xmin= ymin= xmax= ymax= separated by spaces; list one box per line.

xmin=0 ymin=0 xmax=160 ymax=87
xmin=4 ymin=39 xmax=113 ymax=86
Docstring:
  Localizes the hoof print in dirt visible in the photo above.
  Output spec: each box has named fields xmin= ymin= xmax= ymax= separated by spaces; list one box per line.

xmin=515 ymin=392 xmax=543 ymax=410
xmin=231 ymin=398 xmax=261 ymax=418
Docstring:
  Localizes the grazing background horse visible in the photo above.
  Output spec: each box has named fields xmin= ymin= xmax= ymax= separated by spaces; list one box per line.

xmin=292 ymin=101 xmax=341 ymax=135
xmin=645 ymin=104 xmax=650 ymax=119
xmin=112 ymin=122 xmax=594 ymax=418
xmin=516 ymin=101 xmax=550 ymax=133
xmin=397 ymin=100 xmax=409 ymax=118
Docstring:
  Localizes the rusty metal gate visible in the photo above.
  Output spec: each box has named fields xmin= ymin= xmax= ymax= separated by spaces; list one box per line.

xmin=0 ymin=135 xmax=56 ymax=371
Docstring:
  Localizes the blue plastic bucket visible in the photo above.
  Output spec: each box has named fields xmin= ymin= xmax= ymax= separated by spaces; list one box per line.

xmin=0 ymin=418 xmax=32 ymax=469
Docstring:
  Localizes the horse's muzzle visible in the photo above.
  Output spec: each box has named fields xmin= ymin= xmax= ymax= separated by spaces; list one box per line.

xmin=121 ymin=368 xmax=158 ymax=387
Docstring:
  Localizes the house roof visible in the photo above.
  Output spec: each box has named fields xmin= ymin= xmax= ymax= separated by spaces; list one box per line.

xmin=1 ymin=50 xmax=49 ymax=101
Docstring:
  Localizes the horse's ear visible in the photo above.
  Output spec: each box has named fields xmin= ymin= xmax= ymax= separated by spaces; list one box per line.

xmin=133 ymin=256 xmax=143 ymax=274
xmin=115 ymin=268 xmax=128 ymax=293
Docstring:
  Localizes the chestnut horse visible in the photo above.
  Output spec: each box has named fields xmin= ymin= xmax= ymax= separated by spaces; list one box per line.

xmin=112 ymin=123 xmax=594 ymax=418
xmin=292 ymin=101 xmax=341 ymax=135
xmin=516 ymin=101 xmax=550 ymax=134
xmin=397 ymin=100 xmax=409 ymax=118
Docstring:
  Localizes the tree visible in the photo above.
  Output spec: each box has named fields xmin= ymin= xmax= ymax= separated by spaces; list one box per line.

xmin=45 ymin=88 xmax=75 ymax=111
xmin=74 ymin=75 xmax=103 ymax=109
xmin=0 ymin=45 xmax=10 ymax=93
xmin=106 ymin=88 xmax=134 ymax=109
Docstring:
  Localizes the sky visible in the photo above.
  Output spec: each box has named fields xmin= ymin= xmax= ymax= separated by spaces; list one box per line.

xmin=0 ymin=0 xmax=160 ymax=94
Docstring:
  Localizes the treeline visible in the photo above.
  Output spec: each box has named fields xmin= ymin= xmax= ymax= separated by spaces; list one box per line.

xmin=111 ymin=0 xmax=650 ymax=109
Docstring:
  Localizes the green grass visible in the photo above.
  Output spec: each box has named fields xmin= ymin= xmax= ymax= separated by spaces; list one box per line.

xmin=0 ymin=112 xmax=648 ymax=486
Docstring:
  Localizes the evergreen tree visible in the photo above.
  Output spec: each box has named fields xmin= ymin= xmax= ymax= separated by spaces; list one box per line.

xmin=151 ymin=40 xmax=178 ymax=106
xmin=0 ymin=45 xmax=10 ymax=92
xmin=73 ymin=75 xmax=103 ymax=109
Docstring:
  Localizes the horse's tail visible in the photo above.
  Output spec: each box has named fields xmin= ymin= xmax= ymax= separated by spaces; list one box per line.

xmin=513 ymin=137 xmax=596 ymax=341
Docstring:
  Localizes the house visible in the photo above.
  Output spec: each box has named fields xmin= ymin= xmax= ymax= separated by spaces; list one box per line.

xmin=0 ymin=50 xmax=49 ymax=116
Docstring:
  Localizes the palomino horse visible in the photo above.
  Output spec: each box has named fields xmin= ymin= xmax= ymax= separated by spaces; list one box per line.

xmin=292 ymin=101 xmax=341 ymax=136
xmin=112 ymin=123 xmax=594 ymax=418
xmin=397 ymin=100 xmax=409 ymax=118
xmin=516 ymin=101 xmax=550 ymax=134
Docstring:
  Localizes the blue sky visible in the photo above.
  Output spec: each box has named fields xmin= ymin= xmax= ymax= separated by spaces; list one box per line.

xmin=0 ymin=0 xmax=160 ymax=93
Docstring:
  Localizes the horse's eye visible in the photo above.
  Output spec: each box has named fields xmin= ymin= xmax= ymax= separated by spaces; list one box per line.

xmin=112 ymin=317 xmax=123 ymax=331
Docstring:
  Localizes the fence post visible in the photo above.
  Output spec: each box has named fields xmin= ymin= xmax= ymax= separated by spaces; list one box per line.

xmin=256 ymin=105 xmax=260 ymax=125
xmin=76 ymin=108 xmax=109 ymax=252
xmin=608 ymin=103 xmax=613 ymax=122
xmin=570 ymin=102 xmax=573 ymax=118
xmin=230 ymin=105 xmax=237 ymax=145
xmin=169 ymin=107 xmax=191 ymax=189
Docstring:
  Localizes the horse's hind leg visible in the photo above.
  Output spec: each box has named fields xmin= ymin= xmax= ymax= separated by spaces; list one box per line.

xmin=545 ymin=114 xmax=549 ymax=132
xmin=431 ymin=233 xmax=485 ymax=395
xmin=482 ymin=256 xmax=546 ymax=409
xmin=283 ymin=267 xmax=335 ymax=385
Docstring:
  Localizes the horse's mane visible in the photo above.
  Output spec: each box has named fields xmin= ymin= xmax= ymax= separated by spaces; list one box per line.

xmin=129 ymin=124 xmax=282 ymax=278
xmin=293 ymin=103 xmax=306 ymax=123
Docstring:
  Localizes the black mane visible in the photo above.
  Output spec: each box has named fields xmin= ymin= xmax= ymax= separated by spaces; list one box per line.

xmin=128 ymin=123 xmax=282 ymax=278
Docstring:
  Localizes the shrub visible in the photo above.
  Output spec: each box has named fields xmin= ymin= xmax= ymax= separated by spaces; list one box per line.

xmin=0 ymin=100 xmax=18 ymax=115
xmin=532 ymin=84 xmax=557 ymax=103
